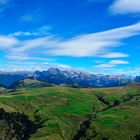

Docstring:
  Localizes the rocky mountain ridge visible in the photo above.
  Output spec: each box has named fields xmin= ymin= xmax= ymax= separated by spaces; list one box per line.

xmin=0 ymin=67 xmax=138 ymax=88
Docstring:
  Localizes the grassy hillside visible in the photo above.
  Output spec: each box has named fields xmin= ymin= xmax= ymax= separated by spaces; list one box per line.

xmin=0 ymin=86 xmax=5 ymax=92
xmin=9 ymin=78 xmax=52 ymax=89
xmin=0 ymin=83 xmax=140 ymax=140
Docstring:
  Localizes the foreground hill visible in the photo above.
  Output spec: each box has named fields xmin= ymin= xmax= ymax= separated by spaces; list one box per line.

xmin=0 ymin=83 xmax=140 ymax=140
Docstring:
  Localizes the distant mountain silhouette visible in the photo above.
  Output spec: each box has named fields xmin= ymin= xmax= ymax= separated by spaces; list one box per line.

xmin=0 ymin=67 xmax=137 ymax=88
xmin=32 ymin=67 xmax=134 ymax=88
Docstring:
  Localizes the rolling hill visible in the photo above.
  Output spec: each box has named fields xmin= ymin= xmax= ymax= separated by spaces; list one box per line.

xmin=8 ymin=78 xmax=53 ymax=89
xmin=0 ymin=83 xmax=140 ymax=140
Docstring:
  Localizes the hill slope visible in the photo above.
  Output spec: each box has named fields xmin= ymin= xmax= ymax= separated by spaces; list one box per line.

xmin=8 ymin=79 xmax=52 ymax=89
xmin=0 ymin=83 xmax=140 ymax=140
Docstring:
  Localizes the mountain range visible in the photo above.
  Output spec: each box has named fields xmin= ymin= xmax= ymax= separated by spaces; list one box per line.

xmin=0 ymin=67 xmax=139 ymax=88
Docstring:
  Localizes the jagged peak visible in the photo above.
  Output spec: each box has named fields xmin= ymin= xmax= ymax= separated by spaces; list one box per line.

xmin=47 ymin=67 xmax=61 ymax=74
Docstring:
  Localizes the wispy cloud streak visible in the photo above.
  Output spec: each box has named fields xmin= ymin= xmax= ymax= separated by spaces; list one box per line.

xmin=0 ymin=22 xmax=140 ymax=60
xmin=110 ymin=0 xmax=140 ymax=14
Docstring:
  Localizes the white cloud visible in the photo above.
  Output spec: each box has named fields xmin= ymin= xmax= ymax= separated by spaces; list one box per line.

xmin=0 ymin=35 xmax=18 ymax=48
xmin=110 ymin=0 xmax=140 ymax=14
xmin=94 ymin=60 xmax=129 ymax=68
xmin=0 ymin=60 xmax=71 ymax=72
xmin=57 ymin=64 xmax=72 ymax=69
xmin=14 ymin=36 xmax=58 ymax=53
xmin=47 ymin=22 xmax=140 ymax=57
xmin=9 ymin=25 xmax=52 ymax=37
xmin=1 ymin=22 xmax=140 ymax=60
xmin=10 ymin=31 xmax=32 ymax=37
xmin=109 ymin=60 xmax=129 ymax=65
xmin=101 ymin=52 xmax=129 ymax=58
xmin=6 ymin=54 xmax=54 ymax=61
xmin=92 ymin=67 xmax=140 ymax=76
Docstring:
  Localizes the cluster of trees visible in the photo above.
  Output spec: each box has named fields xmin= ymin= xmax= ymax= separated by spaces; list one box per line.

xmin=0 ymin=108 xmax=44 ymax=140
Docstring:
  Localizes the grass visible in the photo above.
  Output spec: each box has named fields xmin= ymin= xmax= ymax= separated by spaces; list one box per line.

xmin=0 ymin=83 xmax=140 ymax=140
xmin=0 ymin=86 xmax=103 ymax=140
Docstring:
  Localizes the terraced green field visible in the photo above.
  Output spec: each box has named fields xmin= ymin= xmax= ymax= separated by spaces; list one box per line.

xmin=0 ymin=83 xmax=140 ymax=140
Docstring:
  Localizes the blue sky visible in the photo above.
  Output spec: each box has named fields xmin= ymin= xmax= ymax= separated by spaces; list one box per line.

xmin=0 ymin=0 xmax=140 ymax=75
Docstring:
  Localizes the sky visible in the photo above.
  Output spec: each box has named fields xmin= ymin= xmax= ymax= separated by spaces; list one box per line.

xmin=0 ymin=0 xmax=140 ymax=75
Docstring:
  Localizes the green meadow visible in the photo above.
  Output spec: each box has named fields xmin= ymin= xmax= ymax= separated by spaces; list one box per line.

xmin=0 ymin=83 xmax=140 ymax=140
